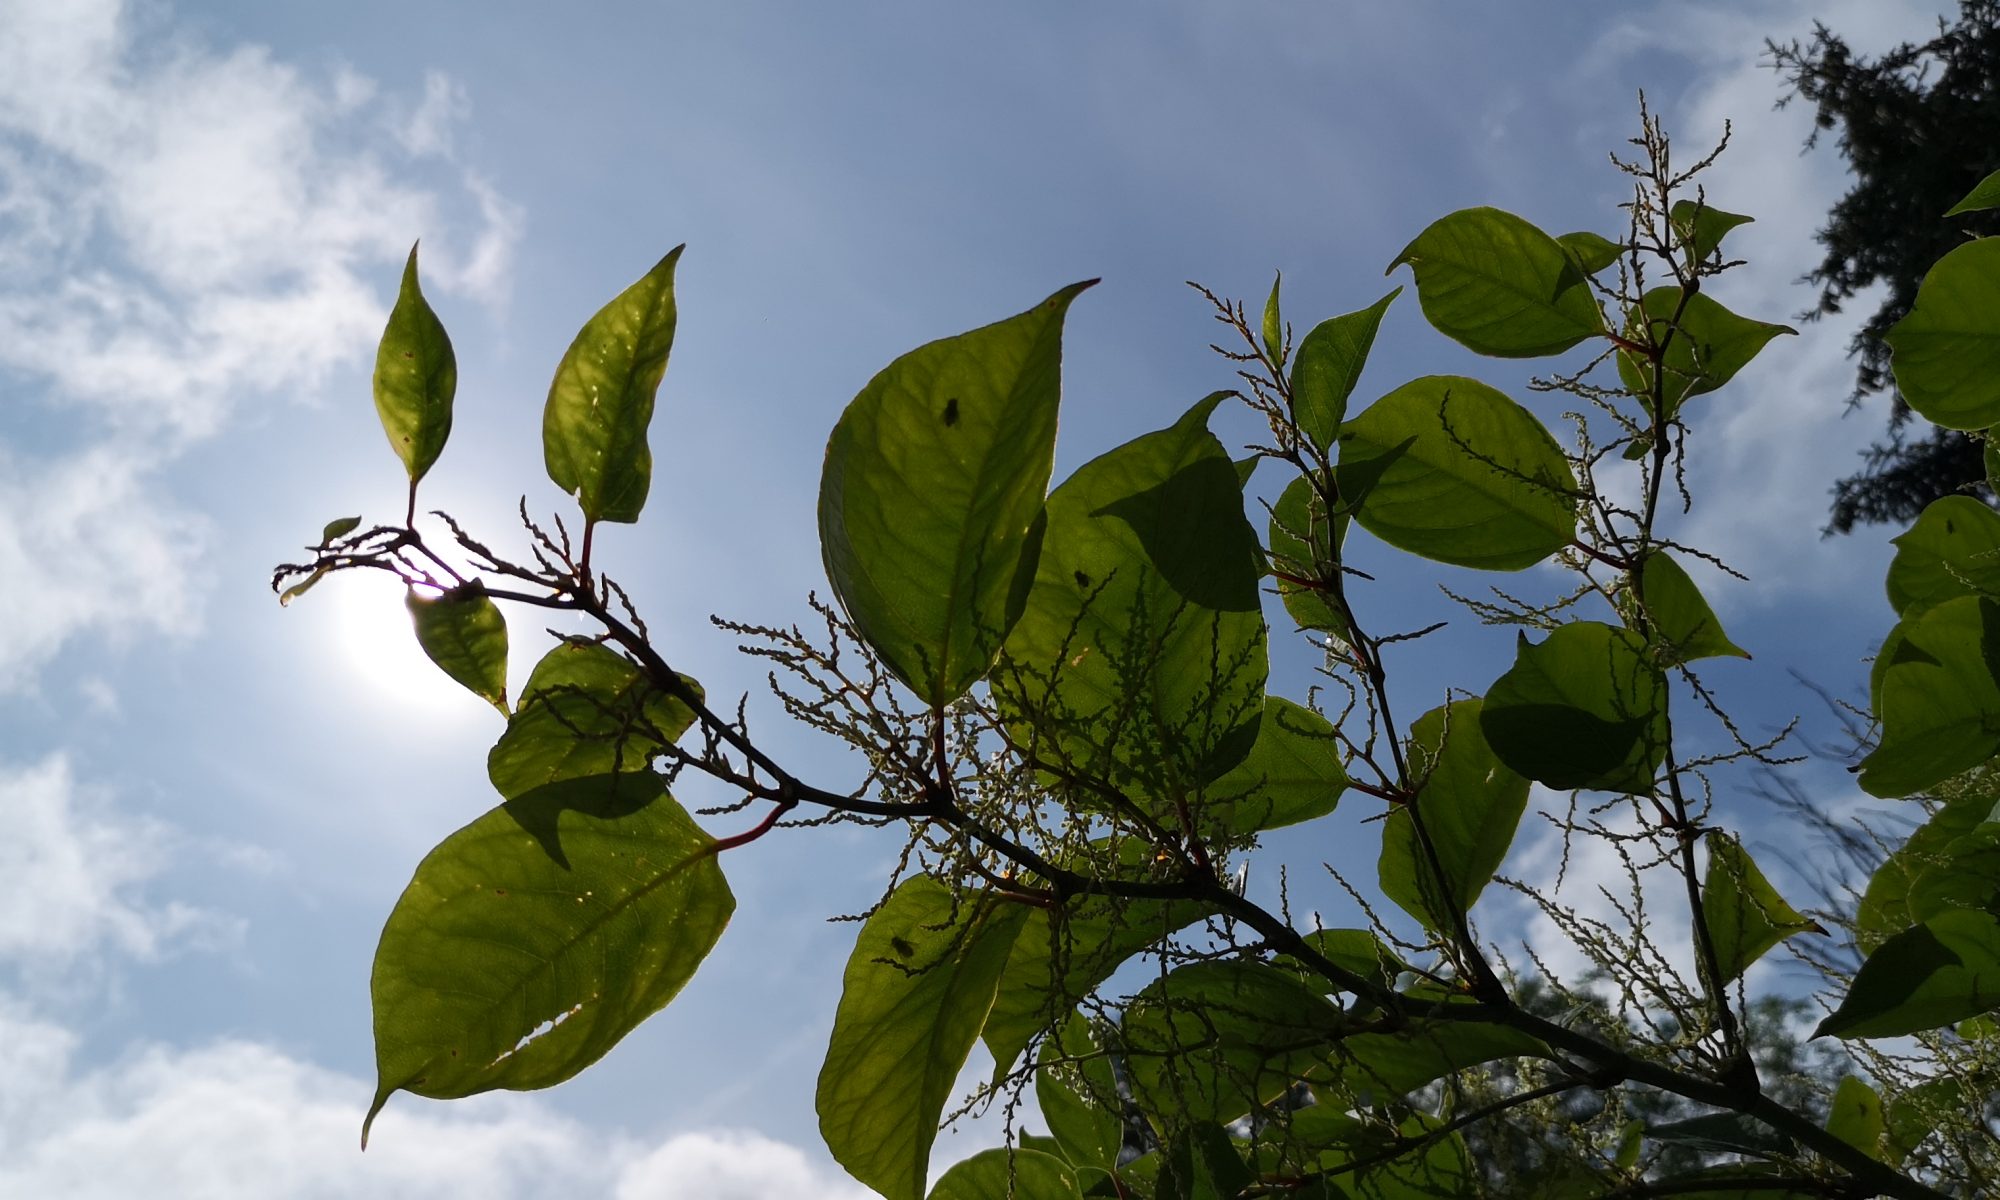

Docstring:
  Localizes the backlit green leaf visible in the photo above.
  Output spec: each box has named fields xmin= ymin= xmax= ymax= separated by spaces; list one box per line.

xmin=1389 ymin=207 xmax=1604 ymax=357
xmin=1036 ymin=1015 xmax=1123 ymax=1177
xmin=998 ymin=393 xmax=1267 ymax=798
xmin=985 ymin=881 xmax=1214 ymax=1078
xmin=1262 ymin=272 xmax=1284 ymax=362
xmin=544 ymin=246 xmax=683 ymax=524
xmin=1668 ymin=200 xmax=1753 ymax=263
xmin=365 ymin=774 xmax=731 ymax=1144
xmin=1885 ymin=495 xmax=2000 ymax=618
xmin=1378 ymin=699 xmax=1528 ymax=932
xmin=1615 ymin=290 xmax=1794 ymax=418
xmin=1945 ymin=167 xmax=2000 ymax=216
xmin=320 ymin=515 xmax=361 ymax=544
xmin=1269 ymin=473 xmax=1347 ymax=637
xmin=406 ymin=583 xmax=509 ymax=715
xmin=929 ymin=1148 xmax=1081 ymax=1200
xmin=1158 ymin=1122 xmax=1254 ymax=1200
xmin=1627 ymin=550 xmax=1748 ymax=663
xmin=1557 ymin=230 xmax=1623 ymax=275
xmin=1481 ymin=622 xmax=1669 ymax=795
xmin=1201 ymin=696 xmax=1347 ymax=837
xmin=373 ymin=243 xmax=457 ymax=485
xmin=1122 ymin=960 xmax=1345 ymax=1126
xmin=1816 ymin=909 xmax=2000 ymax=1039
xmin=820 ymin=282 xmax=1092 ymax=705
xmin=1331 ymin=1017 xmax=1544 ymax=1104
xmin=1291 ymin=289 xmax=1399 ymax=452
xmin=1885 ymin=238 xmax=2000 ymax=431
xmin=277 ymin=566 xmax=328 ymax=608
xmin=1859 ymin=595 xmax=2000 ymax=797
xmin=1986 ymin=429 xmax=2000 ymax=493
xmin=488 ymin=639 xmax=700 ymax=803
xmin=1826 ymin=1076 xmax=1886 ymax=1160
xmin=819 ymin=877 xmax=1029 ymax=1200
xmin=1857 ymin=783 xmax=2000 ymax=951
xmin=1335 ymin=375 xmax=1577 ymax=570
xmin=1702 ymin=832 xmax=1823 ymax=984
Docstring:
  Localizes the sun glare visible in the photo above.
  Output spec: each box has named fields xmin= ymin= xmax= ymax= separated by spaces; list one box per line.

xmin=324 ymin=574 xmax=479 ymax=717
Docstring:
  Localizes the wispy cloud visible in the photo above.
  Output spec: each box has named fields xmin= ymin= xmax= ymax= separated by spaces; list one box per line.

xmin=0 ymin=1005 xmax=870 ymax=1199
xmin=0 ymin=0 xmax=520 ymax=691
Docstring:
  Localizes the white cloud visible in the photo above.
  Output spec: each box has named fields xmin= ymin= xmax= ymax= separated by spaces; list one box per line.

xmin=0 ymin=445 xmax=208 ymax=692
xmin=1573 ymin=1 xmax=1951 ymax=603
xmin=616 ymin=1129 xmax=876 ymax=1200
xmin=0 ymin=1001 xmax=870 ymax=1200
xmin=0 ymin=755 xmax=229 ymax=983
xmin=0 ymin=0 xmax=520 ymax=691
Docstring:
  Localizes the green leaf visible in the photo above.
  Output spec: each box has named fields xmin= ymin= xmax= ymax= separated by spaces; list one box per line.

xmin=364 ymin=775 xmax=731 ymax=1145
xmin=1334 ymin=375 xmax=1577 ymax=571
xmin=1885 ymin=237 xmax=2000 ymax=431
xmin=1859 ymin=595 xmax=2000 ymax=797
xmin=1627 ymin=550 xmax=1748 ymax=663
xmin=1647 ymin=1113 xmax=1793 ymax=1160
xmin=1036 ymin=1016 xmax=1124 ymax=1178
xmin=1262 ymin=272 xmax=1284 ymax=362
xmin=1557 ymin=230 xmax=1624 ymax=275
xmin=1701 ymin=831 xmax=1823 ymax=984
xmin=1859 ymin=784 xmax=2000 ymax=951
xmin=998 ymin=393 xmax=1267 ymax=798
xmin=985 ymin=884 xmax=1215 ymax=1079
xmin=372 ymin=243 xmax=457 ymax=485
xmin=1481 ymin=622 xmax=1669 ymax=794
xmin=1885 ymin=1076 xmax=1966 ymax=1166
xmin=1269 ymin=474 xmax=1347 ymax=637
xmin=1945 ymin=167 xmax=2000 ymax=216
xmin=1986 ymin=428 xmax=2000 ymax=493
xmin=1122 ymin=960 xmax=1345 ymax=1126
xmin=1388 ymin=207 xmax=1604 ymax=357
xmin=1826 ymin=1076 xmax=1886 ymax=1160
xmin=1158 ymin=1123 xmax=1253 ymax=1200
xmin=930 ymin=1147 xmax=1082 ymax=1200
xmin=488 ymin=639 xmax=700 ymax=806
xmin=406 ymin=583 xmax=509 ymax=715
xmin=1378 ymin=699 xmax=1528 ymax=932
xmin=820 ymin=282 xmax=1092 ymax=706
xmin=1816 ymin=909 xmax=2000 ymax=1039
xmin=277 ymin=566 xmax=329 ymax=608
xmin=543 ymin=246 xmax=684 ymax=524
xmin=1885 ymin=495 xmax=2000 ymax=618
xmin=819 ymin=877 xmax=1030 ymax=1200
xmin=320 ymin=515 xmax=361 ymax=544
xmin=1296 ymin=928 xmax=1407 ymax=995
xmin=1615 ymin=290 xmax=1794 ymax=418
xmin=1201 ymin=697 xmax=1347 ymax=837
xmin=1330 ymin=1017 xmax=1544 ymax=1102
xmin=1290 ymin=289 xmax=1399 ymax=452
xmin=1668 ymin=200 xmax=1754 ymax=263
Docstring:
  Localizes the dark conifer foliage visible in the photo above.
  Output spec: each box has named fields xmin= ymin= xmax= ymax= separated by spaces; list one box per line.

xmin=1768 ymin=3 xmax=2000 ymax=533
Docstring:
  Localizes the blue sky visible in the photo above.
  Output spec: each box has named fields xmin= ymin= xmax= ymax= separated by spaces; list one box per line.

xmin=0 ymin=1 xmax=1961 ymax=1195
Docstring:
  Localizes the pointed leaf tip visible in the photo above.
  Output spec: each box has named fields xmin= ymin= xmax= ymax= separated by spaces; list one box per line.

xmin=373 ymin=243 xmax=457 ymax=485
xmin=544 ymin=247 xmax=686 ymax=525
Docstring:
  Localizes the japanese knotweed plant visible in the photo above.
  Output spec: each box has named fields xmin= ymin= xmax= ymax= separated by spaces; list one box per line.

xmin=275 ymin=113 xmax=2000 ymax=1200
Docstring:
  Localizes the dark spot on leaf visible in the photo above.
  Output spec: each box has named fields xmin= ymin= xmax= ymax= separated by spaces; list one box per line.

xmin=1073 ymin=570 xmax=1091 ymax=588
xmin=494 ymin=888 xmax=507 ymax=896
xmin=943 ymin=398 xmax=960 ymax=426
xmin=890 ymin=936 xmax=916 ymax=958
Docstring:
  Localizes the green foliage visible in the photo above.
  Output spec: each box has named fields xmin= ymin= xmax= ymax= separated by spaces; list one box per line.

xmin=405 ymin=582 xmax=509 ymax=714
xmin=819 ymin=877 xmax=1029 ymax=1200
xmin=274 ymin=113 xmax=2000 ymax=1200
xmin=1388 ymin=207 xmax=1603 ymax=357
xmin=1334 ymin=374 xmax=1577 ymax=570
xmin=819 ymin=283 xmax=1090 ymax=704
xmin=372 ymin=243 xmax=457 ymax=488
xmin=543 ymin=246 xmax=683 ymax=526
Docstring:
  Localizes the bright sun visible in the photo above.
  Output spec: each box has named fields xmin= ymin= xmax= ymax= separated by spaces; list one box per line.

xmin=324 ymin=573 xmax=484 ymax=717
